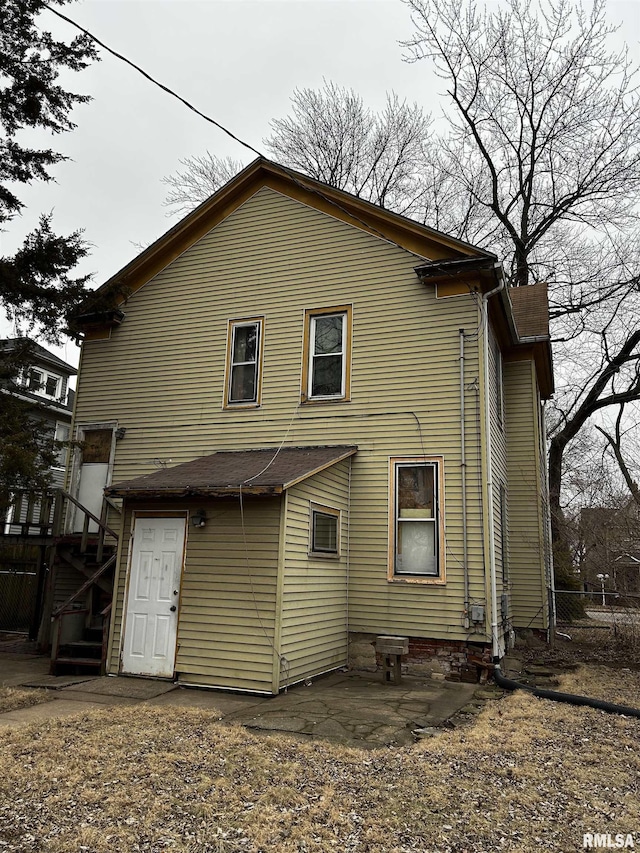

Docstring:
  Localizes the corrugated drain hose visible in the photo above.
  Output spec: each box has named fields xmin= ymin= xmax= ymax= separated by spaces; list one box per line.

xmin=494 ymin=665 xmax=640 ymax=719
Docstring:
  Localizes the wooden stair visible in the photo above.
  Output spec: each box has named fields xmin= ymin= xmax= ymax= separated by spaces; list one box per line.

xmin=51 ymin=614 xmax=109 ymax=675
xmin=48 ymin=491 xmax=119 ymax=677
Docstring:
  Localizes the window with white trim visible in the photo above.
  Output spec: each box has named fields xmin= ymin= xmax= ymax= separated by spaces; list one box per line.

xmin=22 ymin=368 xmax=62 ymax=400
xmin=310 ymin=504 xmax=340 ymax=556
xmin=53 ymin=422 xmax=70 ymax=468
xmin=390 ymin=458 xmax=444 ymax=579
xmin=225 ymin=318 xmax=263 ymax=406
xmin=303 ymin=306 xmax=352 ymax=401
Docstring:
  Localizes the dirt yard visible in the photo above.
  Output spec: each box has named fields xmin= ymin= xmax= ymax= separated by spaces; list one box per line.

xmin=0 ymin=665 xmax=639 ymax=853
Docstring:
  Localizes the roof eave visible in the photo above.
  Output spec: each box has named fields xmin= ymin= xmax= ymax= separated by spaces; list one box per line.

xmin=73 ymin=159 xmax=497 ymax=324
xmin=106 ymin=485 xmax=284 ymax=499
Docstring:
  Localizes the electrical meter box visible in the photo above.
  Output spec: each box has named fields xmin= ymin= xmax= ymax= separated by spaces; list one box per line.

xmin=470 ymin=604 xmax=485 ymax=623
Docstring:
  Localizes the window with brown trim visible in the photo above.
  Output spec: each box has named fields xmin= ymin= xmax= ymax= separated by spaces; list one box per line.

xmin=310 ymin=503 xmax=340 ymax=556
xmin=224 ymin=317 xmax=264 ymax=407
xmin=302 ymin=306 xmax=352 ymax=402
xmin=389 ymin=457 xmax=445 ymax=581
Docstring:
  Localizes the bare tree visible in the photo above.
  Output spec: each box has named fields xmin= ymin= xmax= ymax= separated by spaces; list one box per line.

xmin=404 ymin=0 xmax=640 ymax=578
xmin=404 ymin=0 xmax=640 ymax=287
xmin=595 ymin=404 xmax=640 ymax=507
xmin=163 ymin=82 xmax=433 ymax=218
xmin=265 ymin=83 xmax=432 ymax=214
xmin=162 ymin=154 xmax=244 ymax=217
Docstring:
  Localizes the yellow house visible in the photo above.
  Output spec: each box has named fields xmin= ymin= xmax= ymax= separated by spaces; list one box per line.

xmin=57 ymin=159 xmax=553 ymax=693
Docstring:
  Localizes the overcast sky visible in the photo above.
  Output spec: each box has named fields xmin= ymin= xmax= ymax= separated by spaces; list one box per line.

xmin=4 ymin=0 xmax=640 ymax=368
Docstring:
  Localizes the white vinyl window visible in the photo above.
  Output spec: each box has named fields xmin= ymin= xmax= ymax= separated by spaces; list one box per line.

xmin=26 ymin=369 xmax=42 ymax=391
xmin=226 ymin=318 xmax=263 ymax=406
xmin=303 ymin=306 xmax=352 ymax=402
xmin=22 ymin=368 xmax=62 ymax=400
xmin=391 ymin=459 xmax=444 ymax=579
xmin=310 ymin=504 xmax=340 ymax=556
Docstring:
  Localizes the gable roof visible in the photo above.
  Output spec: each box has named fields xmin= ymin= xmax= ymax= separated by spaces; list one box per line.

xmin=0 ymin=338 xmax=77 ymax=375
xmin=72 ymin=157 xmax=495 ymax=326
xmin=106 ymin=445 xmax=357 ymax=498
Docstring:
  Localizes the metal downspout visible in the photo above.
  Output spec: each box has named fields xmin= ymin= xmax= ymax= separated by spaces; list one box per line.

xmin=542 ymin=399 xmax=557 ymax=646
xmin=460 ymin=329 xmax=470 ymax=629
xmin=482 ymin=268 xmax=505 ymax=661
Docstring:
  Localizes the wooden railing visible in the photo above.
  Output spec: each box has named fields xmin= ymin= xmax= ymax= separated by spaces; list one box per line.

xmin=2 ymin=490 xmax=59 ymax=539
xmin=58 ymin=490 xmax=119 ymax=562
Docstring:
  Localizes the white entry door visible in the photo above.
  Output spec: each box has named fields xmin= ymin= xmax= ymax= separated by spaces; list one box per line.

xmin=121 ymin=516 xmax=186 ymax=678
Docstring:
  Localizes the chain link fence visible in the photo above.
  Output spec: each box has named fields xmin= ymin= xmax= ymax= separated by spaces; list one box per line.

xmin=551 ymin=588 xmax=640 ymax=660
xmin=553 ymin=589 xmax=640 ymax=626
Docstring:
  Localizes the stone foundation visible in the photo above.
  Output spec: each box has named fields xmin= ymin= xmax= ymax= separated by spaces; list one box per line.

xmin=348 ymin=632 xmax=492 ymax=682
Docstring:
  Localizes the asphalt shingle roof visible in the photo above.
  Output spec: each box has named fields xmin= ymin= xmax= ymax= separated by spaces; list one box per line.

xmin=106 ymin=446 xmax=357 ymax=498
xmin=509 ymin=282 xmax=550 ymax=339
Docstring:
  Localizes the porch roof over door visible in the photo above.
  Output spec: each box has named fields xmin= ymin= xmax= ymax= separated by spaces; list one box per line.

xmin=106 ymin=445 xmax=357 ymax=498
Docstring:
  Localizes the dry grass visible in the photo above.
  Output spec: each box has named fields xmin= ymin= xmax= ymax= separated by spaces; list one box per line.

xmin=0 ymin=666 xmax=639 ymax=852
xmin=0 ymin=686 xmax=52 ymax=714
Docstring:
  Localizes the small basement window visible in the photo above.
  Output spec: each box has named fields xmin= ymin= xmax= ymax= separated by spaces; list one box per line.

xmin=310 ymin=504 xmax=340 ymax=556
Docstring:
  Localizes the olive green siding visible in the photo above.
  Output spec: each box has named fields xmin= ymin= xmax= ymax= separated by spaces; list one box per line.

xmin=108 ymin=497 xmax=281 ymax=692
xmin=280 ymin=459 xmax=351 ymax=687
xmin=488 ymin=325 xmax=509 ymax=642
xmin=503 ymin=361 xmax=548 ymax=630
xmin=74 ymin=185 xmax=548 ymax=682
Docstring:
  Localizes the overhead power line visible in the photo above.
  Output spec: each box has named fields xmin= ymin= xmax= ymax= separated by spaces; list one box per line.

xmin=45 ymin=4 xmax=264 ymax=161
xmin=44 ymin=4 xmax=445 ymax=258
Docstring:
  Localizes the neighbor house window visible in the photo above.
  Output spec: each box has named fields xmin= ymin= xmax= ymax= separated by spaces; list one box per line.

xmin=22 ymin=368 xmax=62 ymax=400
xmin=389 ymin=458 xmax=445 ymax=581
xmin=53 ymin=423 xmax=70 ymax=468
xmin=45 ymin=375 xmax=60 ymax=398
xmin=25 ymin=369 xmax=42 ymax=391
xmin=224 ymin=317 xmax=264 ymax=407
xmin=310 ymin=504 xmax=340 ymax=556
xmin=302 ymin=306 xmax=352 ymax=402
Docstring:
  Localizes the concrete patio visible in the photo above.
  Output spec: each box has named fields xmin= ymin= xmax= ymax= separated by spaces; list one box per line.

xmin=0 ymin=648 xmax=505 ymax=748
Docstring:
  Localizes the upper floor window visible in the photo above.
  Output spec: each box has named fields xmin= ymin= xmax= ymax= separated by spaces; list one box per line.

xmin=22 ymin=368 xmax=62 ymax=400
xmin=302 ymin=305 xmax=352 ymax=402
xmin=389 ymin=457 xmax=445 ymax=582
xmin=224 ymin=318 xmax=263 ymax=407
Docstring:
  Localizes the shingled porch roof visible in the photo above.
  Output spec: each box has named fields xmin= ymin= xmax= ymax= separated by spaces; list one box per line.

xmin=106 ymin=446 xmax=357 ymax=499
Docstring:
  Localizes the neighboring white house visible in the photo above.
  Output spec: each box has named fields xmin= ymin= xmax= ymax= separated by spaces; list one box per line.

xmin=1 ymin=338 xmax=77 ymax=532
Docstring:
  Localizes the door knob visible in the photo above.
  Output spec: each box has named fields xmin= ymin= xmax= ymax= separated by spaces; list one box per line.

xmin=170 ymin=605 xmax=177 ymax=612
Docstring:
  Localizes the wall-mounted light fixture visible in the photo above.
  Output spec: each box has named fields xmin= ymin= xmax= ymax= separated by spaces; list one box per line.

xmin=115 ymin=427 xmax=127 ymax=440
xmin=190 ymin=509 xmax=207 ymax=528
